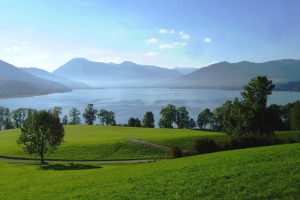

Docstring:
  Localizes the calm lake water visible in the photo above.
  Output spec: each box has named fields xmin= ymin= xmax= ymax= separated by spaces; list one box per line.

xmin=0 ymin=88 xmax=299 ymax=124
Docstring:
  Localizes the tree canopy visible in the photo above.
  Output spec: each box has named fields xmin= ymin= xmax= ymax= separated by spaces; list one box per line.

xmin=18 ymin=110 xmax=64 ymax=163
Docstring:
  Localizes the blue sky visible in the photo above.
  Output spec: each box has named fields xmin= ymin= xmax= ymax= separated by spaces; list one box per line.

xmin=0 ymin=0 xmax=300 ymax=71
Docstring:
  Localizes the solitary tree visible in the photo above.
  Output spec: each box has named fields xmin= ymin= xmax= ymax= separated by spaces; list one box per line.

xmin=18 ymin=111 xmax=64 ymax=163
xmin=142 ymin=111 xmax=155 ymax=128
xmin=175 ymin=106 xmax=190 ymax=129
xmin=158 ymin=104 xmax=177 ymax=128
xmin=98 ymin=109 xmax=116 ymax=126
xmin=197 ymin=108 xmax=213 ymax=130
xmin=69 ymin=107 xmax=81 ymax=125
xmin=83 ymin=104 xmax=97 ymax=125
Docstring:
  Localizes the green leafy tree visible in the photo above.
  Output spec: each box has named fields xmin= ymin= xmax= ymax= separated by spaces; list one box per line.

xmin=289 ymin=102 xmax=300 ymax=130
xmin=128 ymin=117 xmax=136 ymax=127
xmin=83 ymin=104 xmax=97 ymax=125
xmin=50 ymin=106 xmax=62 ymax=118
xmin=218 ymin=76 xmax=275 ymax=136
xmin=158 ymin=104 xmax=177 ymax=128
xmin=175 ymin=106 xmax=190 ymax=129
xmin=0 ymin=106 xmax=6 ymax=130
xmin=241 ymin=76 xmax=275 ymax=135
xmin=62 ymin=115 xmax=68 ymax=125
xmin=1 ymin=107 xmax=13 ymax=130
xmin=197 ymin=108 xmax=213 ymax=130
xmin=18 ymin=111 xmax=64 ymax=163
xmin=12 ymin=108 xmax=30 ymax=128
xmin=135 ymin=118 xmax=141 ymax=127
xmin=69 ymin=107 xmax=81 ymax=125
xmin=189 ymin=118 xmax=196 ymax=129
xmin=142 ymin=111 xmax=155 ymax=128
xmin=98 ymin=109 xmax=116 ymax=126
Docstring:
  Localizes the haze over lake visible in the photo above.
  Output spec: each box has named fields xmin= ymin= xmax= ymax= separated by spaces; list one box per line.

xmin=0 ymin=88 xmax=299 ymax=125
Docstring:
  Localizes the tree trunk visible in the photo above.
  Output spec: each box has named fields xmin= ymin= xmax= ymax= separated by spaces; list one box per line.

xmin=40 ymin=151 xmax=44 ymax=164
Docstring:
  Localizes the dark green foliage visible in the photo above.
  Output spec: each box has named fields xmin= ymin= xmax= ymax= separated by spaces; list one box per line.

xmin=188 ymin=118 xmax=196 ymax=129
xmin=142 ymin=111 xmax=155 ymax=128
xmin=194 ymin=138 xmax=218 ymax=154
xmin=289 ymin=102 xmax=300 ymax=130
xmin=171 ymin=146 xmax=183 ymax=158
xmin=62 ymin=115 xmax=68 ymax=125
xmin=83 ymin=104 xmax=97 ymax=125
xmin=175 ymin=106 xmax=190 ymax=129
xmin=158 ymin=104 xmax=177 ymax=128
xmin=128 ymin=118 xmax=142 ymax=127
xmin=135 ymin=118 xmax=141 ymax=127
xmin=11 ymin=108 xmax=33 ymax=128
xmin=0 ymin=107 xmax=13 ymax=130
xmin=128 ymin=118 xmax=136 ymax=127
xmin=214 ymin=76 xmax=276 ymax=136
xmin=197 ymin=108 xmax=213 ymax=130
xmin=218 ymin=136 xmax=288 ymax=151
xmin=69 ymin=107 xmax=81 ymax=125
xmin=18 ymin=110 xmax=64 ymax=163
xmin=50 ymin=106 xmax=62 ymax=118
xmin=97 ymin=109 xmax=116 ymax=126
xmin=241 ymin=76 xmax=275 ymax=135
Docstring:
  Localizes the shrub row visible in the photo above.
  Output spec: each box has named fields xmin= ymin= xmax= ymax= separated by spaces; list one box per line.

xmin=172 ymin=136 xmax=299 ymax=158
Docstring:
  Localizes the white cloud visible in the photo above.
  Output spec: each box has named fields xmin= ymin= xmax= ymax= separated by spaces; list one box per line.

xmin=179 ymin=31 xmax=191 ymax=40
xmin=172 ymin=42 xmax=186 ymax=46
xmin=145 ymin=38 xmax=158 ymax=45
xmin=204 ymin=37 xmax=212 ymax=43
xmin=145 ymin=51 xmax=158 ymax=56
xmin=159 ymin=28 xmax=175 ymax=34
xmin=159 ymin=44 xmax=174 ymax=49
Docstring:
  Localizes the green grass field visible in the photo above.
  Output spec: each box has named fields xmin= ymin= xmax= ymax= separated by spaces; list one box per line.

xmin=1 ymin=126 xmax=300 ymax=160
xmin=0 ymin=125 xmax=228 ymax=160
xmin=0 ymin=143 xmax=299 ymax=199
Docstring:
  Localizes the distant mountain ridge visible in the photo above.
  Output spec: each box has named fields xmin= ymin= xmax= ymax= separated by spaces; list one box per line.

xmin=170 ymin=59 xmax=300 ymax=89
xmin=22 ymin=67 xmax=91 ymax=89
xmin=53 ymin=58 xmax=183 ymax=87
xmin=0 ymin=60 xmax=71 ymax=98
xmin=174 ymin=67 xmax=197 ymax=74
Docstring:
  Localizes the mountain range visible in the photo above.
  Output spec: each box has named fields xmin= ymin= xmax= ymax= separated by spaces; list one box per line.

xmin=169 ymin=59 xmax=300 ymax=89
xmin=0 ymin=60 xmax=71 ymax=98
xmin=53 ymin=58 xmax=182 ymax=87
xmin=22 ymin=67 xmax=91 ymax=89
xmin=0 ymin=58 xmax=300 ymax=98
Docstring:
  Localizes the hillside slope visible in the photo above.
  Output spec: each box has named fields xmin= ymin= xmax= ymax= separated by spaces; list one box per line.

xmin=172 ymin=59 xmax=300 ymax=89
xmin=22 ymin=67 xmax=91 ymax=89
xmin=0 ymin=143 xmax=299 ymax=199
xmin=0 ymin=60 xmax=71 ymax=98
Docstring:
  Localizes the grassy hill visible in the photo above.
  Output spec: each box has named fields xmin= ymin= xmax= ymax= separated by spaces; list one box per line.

xmin=0 ymin=143 xmax=299 ymax=199
xmin=1 ymin=125 xmax=299 ymax=161
xmin=0 ymin=126 xmax=227 ymax=160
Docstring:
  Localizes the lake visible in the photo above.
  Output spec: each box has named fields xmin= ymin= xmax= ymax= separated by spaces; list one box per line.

xmin=0 ymin=88 xmax=299 ymax=125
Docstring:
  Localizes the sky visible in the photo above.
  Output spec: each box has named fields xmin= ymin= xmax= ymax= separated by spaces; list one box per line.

xmin=0 ymin=0 xmax=300 ymax=72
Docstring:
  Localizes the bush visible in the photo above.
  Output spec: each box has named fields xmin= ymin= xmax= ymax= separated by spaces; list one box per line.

xmin=220 ymin=136 xmax=287 ymax=151
xmin=171 ymin=146 xmax=183 ymax=158
xmin=194 ymin=138 xmax=218 ymax=154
